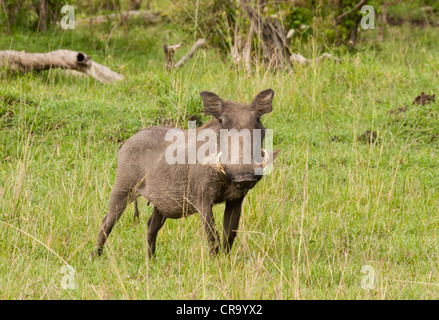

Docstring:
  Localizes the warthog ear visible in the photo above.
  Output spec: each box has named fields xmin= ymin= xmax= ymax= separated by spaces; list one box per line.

xmin=200 ymin=91 xmax=224 ymax=117
xmin=251 ymin=89 xmax=274 ymax=114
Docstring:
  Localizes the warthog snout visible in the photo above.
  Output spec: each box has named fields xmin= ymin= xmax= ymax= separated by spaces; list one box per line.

xmin=231 ymin=175 xmax=259 ymax=190
xmin=216 ymin=149 xmax=269 ymax=189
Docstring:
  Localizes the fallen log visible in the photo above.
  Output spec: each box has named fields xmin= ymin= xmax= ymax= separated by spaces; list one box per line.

xmin=0 ymin=49 xmax=124 ymax=83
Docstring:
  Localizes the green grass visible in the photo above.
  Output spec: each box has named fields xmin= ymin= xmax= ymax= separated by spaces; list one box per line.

xmin=1 ymin=17 xmax=439 ymax=299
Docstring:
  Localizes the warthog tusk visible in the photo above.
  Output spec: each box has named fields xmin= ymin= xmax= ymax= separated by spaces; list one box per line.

xmin=217 ymin=152 xmax=226 ymax=175
xmin=261 ymin=148 xmax=269 ymax=168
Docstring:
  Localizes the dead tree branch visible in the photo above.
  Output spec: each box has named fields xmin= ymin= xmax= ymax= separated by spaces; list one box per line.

xmin=162 ymin=39 xmax=205 ymax=70
xmin=335 ymin=0 xmax=368 ymax=21
xmin=163 ymin=43 xmax=183 ymax=70
xmin=0 ymin=50 xmax=124 ymax=83
xmin=290 ymin=53 xmax=342 ymax=66
xmin=174 ymin=39 xmax=206 ymax=69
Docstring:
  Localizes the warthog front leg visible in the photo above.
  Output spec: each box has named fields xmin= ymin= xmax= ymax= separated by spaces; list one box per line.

xmin=200 ymin=205 xmax=220 ymax=256
xmin=147 ymin=207 xmax=166 ymax=258
xmin=223 ymin=197 xmax=244 ymax=253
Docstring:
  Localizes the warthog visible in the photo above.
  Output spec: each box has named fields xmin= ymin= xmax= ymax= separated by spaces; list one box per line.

xmin=92 ymin=89 xmax=278 ymax=258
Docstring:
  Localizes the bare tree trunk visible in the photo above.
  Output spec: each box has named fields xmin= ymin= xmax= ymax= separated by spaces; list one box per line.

xmin=129 ymin=0 xmax=143 ymax=10
xmin=378 ymin=3 xmax=388 ymax=41
xmin=243 ymin=5 xmax=291 ymax=70
xmin=100 ymin=0 xmax=120 ymax=11
xmin=242 ymin=18 xmax=255 ymax=74
xmin=0 ymin=0 xmax=10 ymax=33
xmin=49 ymin=1 xmax=60 ymax=26
xmin=0 ymin=50 xmax=124 ymax=83
xmin=348 ymin=16 xmax=362 ymax=46
xmin=1 ymin=0 xmax=22 ymax=32
xmin=38 ymin=0 xmax=48 ymax=31
xmin=334 ymin=0 xmax=369 ymax=46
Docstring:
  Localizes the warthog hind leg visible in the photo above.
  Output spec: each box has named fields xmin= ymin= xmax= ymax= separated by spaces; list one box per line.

xmin=92 ymin=186 xmax=132 ymax=257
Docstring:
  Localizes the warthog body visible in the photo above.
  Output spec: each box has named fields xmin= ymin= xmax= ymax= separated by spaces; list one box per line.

xmin=93 ymin=89 xmax=278 ymax=257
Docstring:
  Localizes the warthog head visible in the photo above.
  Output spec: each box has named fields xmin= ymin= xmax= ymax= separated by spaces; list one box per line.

xmin=200 ymin=89 xmax=276 ymax=190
